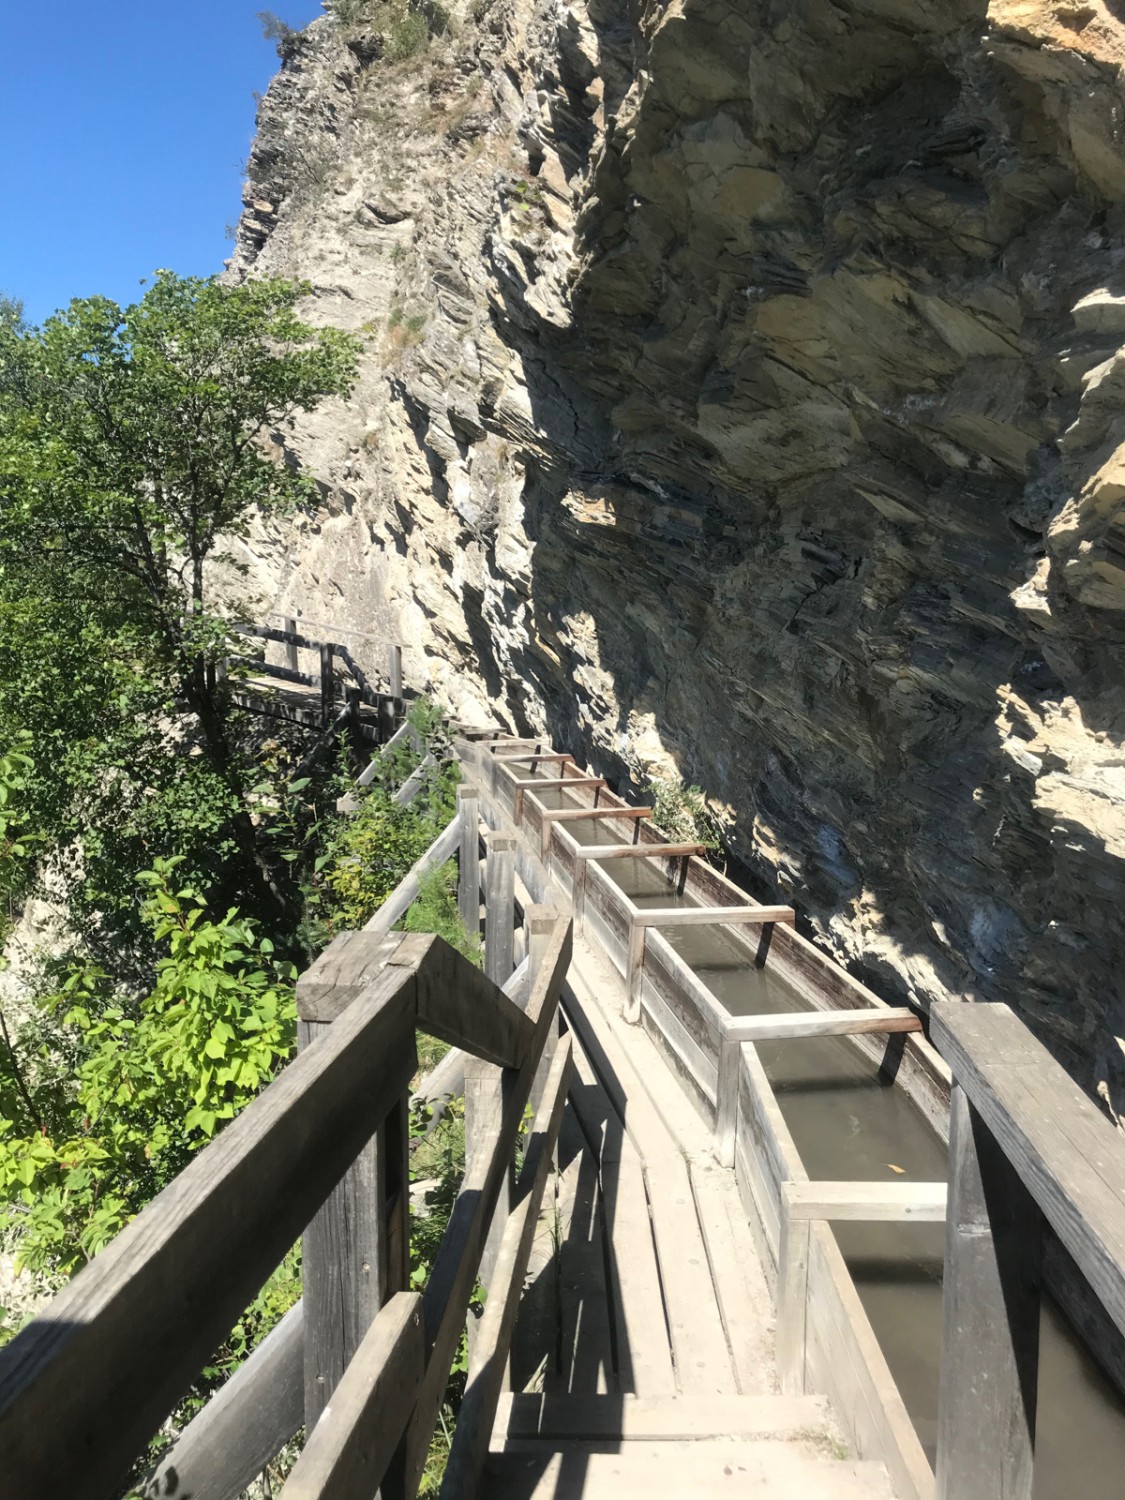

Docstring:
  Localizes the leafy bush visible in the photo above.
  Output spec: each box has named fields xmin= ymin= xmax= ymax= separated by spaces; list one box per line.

xmin=258 ymin=10 xmax=303 ymax=58
xmin=0 ymin=858 xmax=296 ymax=1274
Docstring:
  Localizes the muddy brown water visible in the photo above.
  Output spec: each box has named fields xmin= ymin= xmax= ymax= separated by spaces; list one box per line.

xmin=534 ymin=800 xmax=1125 ymax=1495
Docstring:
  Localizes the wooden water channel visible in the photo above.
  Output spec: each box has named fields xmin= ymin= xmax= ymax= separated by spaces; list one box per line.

xmin=0 ymin=722 xmax=1122 ymax=1500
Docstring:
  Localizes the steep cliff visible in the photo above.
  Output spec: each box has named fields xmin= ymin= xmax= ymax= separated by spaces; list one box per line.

xmin=228 ymin=0 xmax=1125 ymax=1108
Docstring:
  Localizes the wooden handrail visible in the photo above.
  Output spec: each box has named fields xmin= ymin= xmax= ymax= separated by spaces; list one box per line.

xmin=0 ymin=913 xmax=574 ymax=1500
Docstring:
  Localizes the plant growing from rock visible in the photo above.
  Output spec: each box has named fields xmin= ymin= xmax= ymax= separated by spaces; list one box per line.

xmin=645 ymin=775 xmax=724 ymax=856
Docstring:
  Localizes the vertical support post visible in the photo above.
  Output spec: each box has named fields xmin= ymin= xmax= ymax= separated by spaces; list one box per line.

xmin=936 ymin=1085 xmax=1043 ymax=1500
xmin=572 ymin=858 xmax=588 ymax=932
xmin=716 ymin=1031 xmax=740 ymax=1168
xmin=283 ymin=615 xmax=298 ymax=674
xmin=297 ymin=1008 xmax=407 ymax=1431
xmin=528 ymin=906 xmax=560 ymax=1118
xmin=777 ymin=1191 xmax=810 ymax=1396
xmin=319 ymin=642 xmax=334 ymax=727
xmin=457 ymin=786 xmax=480 ymax=938
xmin=389 ymin=643 xmax=403 ymax=702
xmin=625 ymin=921 xmax=646 ymax=1024
xmin=345 ymin=684 xmax=362 ymax=770
xmin=484 ymin=833 xmax=516 ymax=988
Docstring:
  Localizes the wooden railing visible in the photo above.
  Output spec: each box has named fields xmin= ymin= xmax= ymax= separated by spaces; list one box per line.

xmin=931 ymin=1002 xmax=1125 ymax=1500
xmin=232 ymin=620 xmax=405 ymax=739
xmin=0 ymin=912 xmax=573 ymax=1500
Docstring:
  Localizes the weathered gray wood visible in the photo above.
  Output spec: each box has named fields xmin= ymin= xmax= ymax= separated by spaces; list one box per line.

xmin=528 ymin=907 xmax=560 ymax=1118
xmin=283 ymin=1293 xmax=423 ymax=1500
xmin=384 ymin=917 xmax=573 ymax=1500
xmin=573 ymin=843 xmax=706 ymax=860
xmin=301 ymin=1009 xmax=394 ymax=1428
xmin=0 ymin=966 xmax=419 ymax=1500
xmin=141 ymin=1302 xmax=304 ymax=1500
xmin=722 ymin=1007 xmax=921 ymax=1043
xmin=282 ymin=614 xmax=299 ymax=672
xmin=458 ymin=785 xmax=481 ymax=936
xmin=514 ymin=777 xmax=605 ymax=823
xmin=495 ymin=1392 xmax=831 ymax=1442
xmin=297 ymin=931 xmax=403 ymax=1023
xmin=932 ymin=1001 xmax=1125 ymax=1341
xmin=777 ymin=1209 xmax=810 ymax=1396
xmin=494 ymin=753 xmax=575 ymax=766
xmin=441 ymin=1037 xmax=573 ymax=1500
xmin=388 ymin=643 xmax=403 ymax=700
xmin=784 ymin=1180 xmax=948 ymax=1221
xmin=363 ymin=816 xmax=460 ymax=941
xmin=485 ymin=832 xmax=517 ymax=987
xmin=389 ymin=932 xmax=535 ymax=1068
xmin=716 ymin=1034 xmax=740 ymax=1168
xmin=320 ymin=642 xmax=335 ymax=725
xmin=633 ymin=905 xmax=795 ymax=928
xmin=625 ymin=922 xmax=646 ymax=1025
xmin=937 ymin=1083 xmax=1042 ymax=1500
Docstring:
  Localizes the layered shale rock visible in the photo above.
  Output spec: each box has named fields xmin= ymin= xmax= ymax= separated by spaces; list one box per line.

xmin=229 ymin=0 xmax=1125 ymax=1109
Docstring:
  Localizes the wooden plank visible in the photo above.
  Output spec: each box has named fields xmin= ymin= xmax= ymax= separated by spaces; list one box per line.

xmin=633 ymin=905 xmax=795 ymax=927
xmin=574 ymin=844 xmax=705 ymax=860
xmin=723 ymin=1007 xmax=920 ymax=1043
xmin=565 ymin=1041 xmax=675 ymax=1398
xmin=625 ymin=922 xmax=646 ymax=1025
xmin=282 ymin=613 xmax=299 ymax=672
xmin=777 ymin=1209 xmax=810 ymax=1396
xmin=299 ymin=1014 xmax=394 ymax=1428
xmin=496 ymin=1392 xmax=830 ymax=1441
xmin=559 ymin=977 xmax=738 ymax=1396
xmin=932 ymin=1000 xmax=1125 ymax=1340
xmin=393 ymin=752 xmax=436 ymax=807
xmin=716 ymin=1035 xmax=739 ymax=1167
xmin=297 ymin=930 xmax=403 ymax=1023
xmin=362 ymin=816 xmax=460 ymax=941
xmin=141 ymin=1302 xmax=304 ymax=1500
xmin=384 ymin=917 xmax=573 ymax=1500
xmin=493 ymin=753 xmax=576 ymax=766
xmin=484 ymin=832 xmax=517 ymax=986
xmin=388 ymin=643 xmax=403 ymax=701
xmin=390 ymin=933 xmax=535 ymax=1069
xmin=688 ymin=1164 xmax=775 ymax=1395
xmin=282 ymin=1293 xmax=423 ymax=1500
xmin=514 ymin=776 xmax=606 ymax=791
xmin=457 ymin=785 xmax=480 ymax=935
xmin=550 ymin=1110 xmax=614 ymax=1396
xmin=784 ymin=1180 xmax=948 ymax=1221
xmin=441 ymin=1039 xmax=573 ymax=1500
xmin=936 ymin=1084 xmax=1042 ymax=1500
xmin=0 ymin=967 xmax=419 ymax=1500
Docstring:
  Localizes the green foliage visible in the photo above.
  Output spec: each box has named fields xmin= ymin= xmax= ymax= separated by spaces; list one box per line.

xmin=0 ymin=271 xmax=360 ymax=952
xmin=645 ymin=775 xmax=723 ymax=852
xmin=387 ymin=9 xmax=429 ymax=58
xmin=0 ymin=736 xmax=38 ymax=945
xmin=0 ymin=295 xmax=24 ymax=334
xmin=0 ymin=858 xmax=296 ymax=1274
xmin=404 ymin=863 xmax=481 ymax=966
xmin=314 ymin=760 xmax=459 ymax=937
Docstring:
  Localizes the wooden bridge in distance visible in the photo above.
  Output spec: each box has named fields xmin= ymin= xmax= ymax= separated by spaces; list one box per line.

xmin=0 ymin=722 xmax=1123 ymax=1500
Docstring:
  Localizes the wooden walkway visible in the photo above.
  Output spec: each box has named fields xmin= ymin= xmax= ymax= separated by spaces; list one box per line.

xmin=487 ymin=929 xmax=895 ymax=1499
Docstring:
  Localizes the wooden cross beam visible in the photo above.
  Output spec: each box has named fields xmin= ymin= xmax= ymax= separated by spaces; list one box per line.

xmin=784 ymin=1180 xmax=947 ymax=1222
xmin=722 ymin=1006 xmax=921 ymax=1043
xmin=632 ymin=905 xmax=795 ymax=927
xmin=539 ymin=805 xmax=653 ymax=857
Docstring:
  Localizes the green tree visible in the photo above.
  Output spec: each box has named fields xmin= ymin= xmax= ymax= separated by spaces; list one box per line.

xmin=0 ymin=273 xmax=360 ymax=939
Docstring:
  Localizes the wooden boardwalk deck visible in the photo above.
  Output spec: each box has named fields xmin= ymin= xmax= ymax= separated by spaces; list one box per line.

xmin=487 ymin=930 xmax=895 ymax=1499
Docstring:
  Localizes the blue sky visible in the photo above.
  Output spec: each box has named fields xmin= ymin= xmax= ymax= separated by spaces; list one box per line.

xmin=1 ymin=2 xmax=323 ymax=325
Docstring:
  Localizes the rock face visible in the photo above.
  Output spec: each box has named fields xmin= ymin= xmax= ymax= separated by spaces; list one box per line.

xmin=229 ymin=0 xmax=1125 ymax=1108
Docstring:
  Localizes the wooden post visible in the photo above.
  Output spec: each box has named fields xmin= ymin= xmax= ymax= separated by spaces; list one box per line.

xmin=319 ymin=642 xmax=334 ymax=727
xmin=389 ymin=643 xmax=403 ymax=701
xmin=457 ymin=786 xmax=480 ymax=938
xmin=283 ymin=615 xmax=298 ymax=674
xmin=716 ymin=1033 xmax=740 ymax=1168
xmin=297 ymin=978 xmax=409 ymax=1431
xmin=936 ymin=1084 xmax=1042 ymax=1500
xmin=528 ymin=906 xmax=559 ymax=1118
xmin=777 ymin=1198 xmax=810 ymax=1396
xmin=625 ymin=921 xmax=646 ymax=1024
xmin=572 ymin=858 xmax=588 ymax=931
xmin=484 ymin=832 xmax=516 ymax=988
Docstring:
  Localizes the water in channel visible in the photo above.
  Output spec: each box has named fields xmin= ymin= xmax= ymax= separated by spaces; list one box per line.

xmin=538 ymin=804 xmax=1125 ymax=1497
